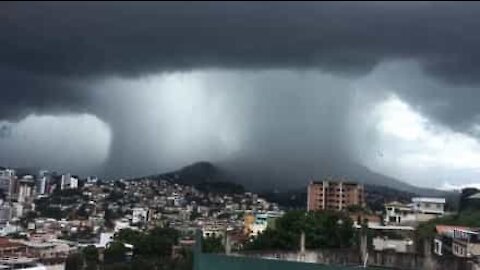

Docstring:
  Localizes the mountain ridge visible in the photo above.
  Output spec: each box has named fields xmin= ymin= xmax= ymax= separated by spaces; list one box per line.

xmin=133 ymin=160 xmax=452 ymax=196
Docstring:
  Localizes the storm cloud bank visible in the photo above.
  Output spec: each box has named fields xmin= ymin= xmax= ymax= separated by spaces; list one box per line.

xmin=2 ymin=2 xmax=480 ymax=187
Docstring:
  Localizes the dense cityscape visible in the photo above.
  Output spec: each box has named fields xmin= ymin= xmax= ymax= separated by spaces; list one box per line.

xmin=0 ymin=164 xmax=477 ymax=269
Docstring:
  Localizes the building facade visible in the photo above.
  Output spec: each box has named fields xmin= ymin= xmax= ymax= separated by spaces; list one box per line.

xmin=385 ymin=198 xmax=446 ymax=225
xmin=0 ymin=169 xmax=16 ymax=199
xmin=307 ymin=180 xmax=364 ymax=211
xmin=412 ymin=197 xmax=445 ymax=215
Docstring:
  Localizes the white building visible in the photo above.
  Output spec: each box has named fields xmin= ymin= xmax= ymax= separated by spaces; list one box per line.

xmin=61 ymin=174 xmax=78 ymax=190
xmin=202 ymin=224 xmax=226 ymax=238
xmin=18 ymin=177 xmax=34 ymax=204
xmin=97 ymin=232 xmax=115 ymax=248
xmin=114 ymin=219 xmax=134 ymax=232
xmin=247 ymin=211 xmax=285 ymax=237
xmin=384 ymin=201 xmax=416 ymax=224
xmin=384 ymin=197 xmax=445 ymax=225
xmin=412 ymin=197 xmax=445 ymax=215
xmin=250 ymin=213 xmax=268 ymax=237
xmin=132 ymin=208 xmax=148 ymax=224
xmin=37 ymin=170 xmax=49 ymax=195
xmin=87 ymin=176 xmax=98 ymax=184
xmin=60 ymin=174 xmax=71 ymax=190
xmin=70 ymin=177 xmax=79 ymax=189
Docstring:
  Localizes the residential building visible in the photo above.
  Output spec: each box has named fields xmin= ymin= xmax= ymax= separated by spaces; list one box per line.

xmin=36 ymin=170 xmax=49 ymax=196
xmin=451 ymin=227 xmax=480 ymax=258
xmin=70 ymin=176 xmax=78 ymax=189
xmin=384 ymin=197 xmax=446 ymax=225
xmin=0 ymin=169 xmax=16 ymax=199
xmin=433 ymin=225 xmax=480 ymax=258
xmin=243 ymin=211 xmax=284 ymax=237
xmin=307 ymin=180 xmax=364 ymax=211
xmin=131 ymin=208 xmax=148 ymax=225
xmin=18 ymin=176 xmax=35 ymax=204
xmin=0 ymin=203 xmax=11 ymax=224
xmin=384 ymin=201 xmax=415 ymax=224
xmin=250 ymin=213 xmax=268 ymax=237
xmin=412 ymin=197 xmax=445 ymax=215
xmin=60 ymin=173 xmax=71 ymax=190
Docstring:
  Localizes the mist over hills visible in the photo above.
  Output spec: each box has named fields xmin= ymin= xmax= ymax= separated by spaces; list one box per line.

xmin=135 ymin=160 xmax=453 ymax=198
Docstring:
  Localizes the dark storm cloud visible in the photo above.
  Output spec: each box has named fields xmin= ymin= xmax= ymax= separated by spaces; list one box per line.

xmin=0 ymin=67 xmax=90 ymax=120
xmin=1 ymin=2 xmax=480 ymax=121
xmin=3 ymin=1 xmax=480 ymax=182
xmin=1 ymin=2 xmax=479 ymax=77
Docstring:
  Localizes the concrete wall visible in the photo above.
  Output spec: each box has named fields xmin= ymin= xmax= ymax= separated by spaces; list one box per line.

xmin=234 ymin=249 xmax=361 ymax=266
xmin=235 ymin=248 xmax=477 ymax=270
xmin=372 ymin=237 xmax=414 ymax=253
xmin=45 ymin=264 xmax=65 ymax=270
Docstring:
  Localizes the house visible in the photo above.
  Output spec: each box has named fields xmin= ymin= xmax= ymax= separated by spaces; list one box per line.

xmin=412 ymin=197 xmax=445 ymax=215
xmin=452 ymin=227 xmax=480 ymax=258
xmin=433 ymin=225 xmax=480 ymax=258
xmin=384 ymin=197 xmax=446 ymax=225
xmin=384 ymin=201 xmax=417 ymax=225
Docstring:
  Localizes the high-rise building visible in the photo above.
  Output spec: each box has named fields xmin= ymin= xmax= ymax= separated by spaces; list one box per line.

xmin=0 ymin=169 xmax=16 ymax=199
xmin=18 ymin=176 xmax=35 ymax=204
xmin=0 ymin=202 xmax=11 ymax=224
xmin=61 ymin=173 xmax=71 ymax=190
xmin=307 ymin=180 xmax=364 ymax=211
xmin=37 ymin=170 xmax=50 ymax=195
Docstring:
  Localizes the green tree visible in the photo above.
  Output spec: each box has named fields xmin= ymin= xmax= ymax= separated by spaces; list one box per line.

xmin=82 ymin=245 xmax=99 ymax=270
xmin=116 ymin=227 xmax=180 ymax=258
xmin=202 ymin=235 xmax=224 ymax=253
xmin=104 ymin=241 xmax=128 ymax=264
xmin=115 ymin=228 xmax=143 ymax=245
xmin=245 ymin=210 xmax=354 ymax=250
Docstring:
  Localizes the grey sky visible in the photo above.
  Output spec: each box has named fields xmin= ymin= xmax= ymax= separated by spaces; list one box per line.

xmin=1 ymin=2 xmax=480 ymax=189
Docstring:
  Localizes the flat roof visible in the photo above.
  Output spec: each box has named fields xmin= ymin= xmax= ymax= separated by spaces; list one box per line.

xmin=412 ymin=197 xmax=446 ymax=203
xmin=0 ymin=257 xmax=37 ymax=264
xmin=354 ymin=224 xmax=415 ymax=231
xmin=310 ymin=181 xmax=362 ymax=186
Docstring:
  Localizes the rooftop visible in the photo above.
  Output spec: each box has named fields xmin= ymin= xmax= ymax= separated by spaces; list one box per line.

xmin=310 ymin=181 xmax=362 ymax=186
xmin=411 ymin=197 xmax=446 ymax=204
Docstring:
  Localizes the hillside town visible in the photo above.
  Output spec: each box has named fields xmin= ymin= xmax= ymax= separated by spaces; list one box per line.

xmin=0 ymin=166 xmax=477 ymax=269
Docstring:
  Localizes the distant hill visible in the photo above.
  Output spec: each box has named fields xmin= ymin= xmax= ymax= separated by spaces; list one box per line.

xmin=131 ymin=161 xmax=459 ymax=207
xmin=130 ymin=161 xmax=244 ymax=194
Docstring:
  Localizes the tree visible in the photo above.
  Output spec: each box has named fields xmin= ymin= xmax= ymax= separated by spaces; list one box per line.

xmin=202 ymin=235 xmax=224 ymax=253
xmin=244 ymin=210 xmax=354 ymax=250
xmin=115 ymin=228 xmax=143 ymax=245
xmin=82 ymin=245 xmax=99 ymax=270
xmin=116 ymin=227 xmax=179 ymax=258
xmin=459 ymin=188 xmax=480 ymax=212
xmin=104 ymin=241 xmax=128 ymax=264
xmin=65 ymin=252 xmax=84 ymax=270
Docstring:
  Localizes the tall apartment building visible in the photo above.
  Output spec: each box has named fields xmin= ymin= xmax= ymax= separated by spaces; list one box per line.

xmin=307 ymin=180 xmax=364 ymax=211
xmin=0 ymin=169 xmax=17 ymax=199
